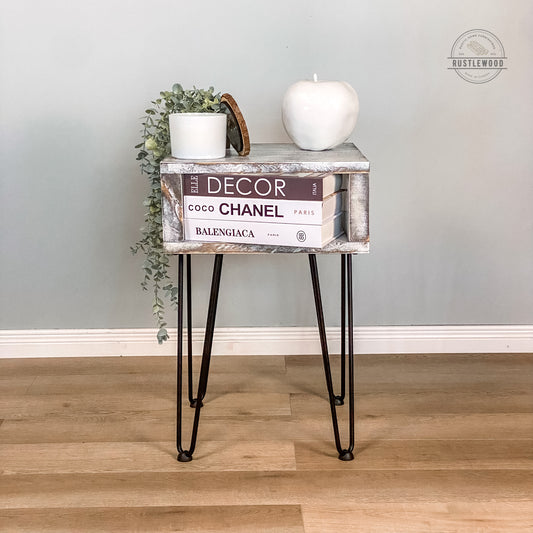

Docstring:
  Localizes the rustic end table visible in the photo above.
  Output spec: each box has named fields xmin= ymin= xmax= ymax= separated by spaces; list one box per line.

xmin=160 ymin=142 xmax=370 ymax=461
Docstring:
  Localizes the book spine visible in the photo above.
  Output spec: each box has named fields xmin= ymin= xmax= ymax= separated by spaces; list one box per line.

xmin=184 ymin=218 xmax=328 ymax=248
xmin=182 ymin=173 xmax=337 ymax=201
xmin=183 ymin=196 xmax=332 ymax=225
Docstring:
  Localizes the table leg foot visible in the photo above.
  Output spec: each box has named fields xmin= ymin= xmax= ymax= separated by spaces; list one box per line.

xmin=338 ymin=449 xmax=354 ymax=461
xmin=177 ymin=451 xmax=193 ymax=462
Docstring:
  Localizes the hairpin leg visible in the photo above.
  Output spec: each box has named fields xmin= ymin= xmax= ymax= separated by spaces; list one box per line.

xmin=176 ymin=253 xmax=224 ymax=462
xmin=335 ymin=254 xmax=347 ymax=406
xmin=186 ymin=255 xmax=200 ymax=408
xmin=309 ymin=253 xmax=355 ymax=460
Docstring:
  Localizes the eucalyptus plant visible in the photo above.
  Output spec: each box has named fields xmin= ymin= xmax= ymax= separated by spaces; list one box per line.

xmin=132 ymin=84 xmax=222 ymax=343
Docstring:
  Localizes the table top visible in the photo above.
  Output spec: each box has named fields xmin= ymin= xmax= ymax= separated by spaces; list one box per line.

xmin=161 ymin=142 xmax=370 ymax=175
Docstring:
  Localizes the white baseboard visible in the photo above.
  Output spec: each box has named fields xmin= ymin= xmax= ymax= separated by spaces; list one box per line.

xmin=0 ymin=326 xmax=532 ymax=358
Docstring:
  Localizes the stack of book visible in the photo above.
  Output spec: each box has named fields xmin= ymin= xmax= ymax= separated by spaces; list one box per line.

xmin=182 ymin=172 xmax=345 ymax=248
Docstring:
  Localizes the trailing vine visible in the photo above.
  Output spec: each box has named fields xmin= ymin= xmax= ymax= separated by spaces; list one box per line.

xmin=132 ymin=84 xmax=222 ymax=343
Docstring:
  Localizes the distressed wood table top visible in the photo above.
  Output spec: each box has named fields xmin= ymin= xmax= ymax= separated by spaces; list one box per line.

xmin=161 ymin=143 xmax=370 ymax=254
xmin=161 ymin=143 xmax=369 ymax=175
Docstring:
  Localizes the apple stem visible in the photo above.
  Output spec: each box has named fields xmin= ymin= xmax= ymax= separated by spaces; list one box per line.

xmin=313 ymin=73 xmax=318 ymax=82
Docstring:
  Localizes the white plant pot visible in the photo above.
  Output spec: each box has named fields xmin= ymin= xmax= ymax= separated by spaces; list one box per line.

xmin=169 ymin=113 xmax=227 ymax=159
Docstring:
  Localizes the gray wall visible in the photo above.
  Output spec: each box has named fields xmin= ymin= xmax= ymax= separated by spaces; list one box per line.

xmin=1 ymin=0 xmax=532 ymax=330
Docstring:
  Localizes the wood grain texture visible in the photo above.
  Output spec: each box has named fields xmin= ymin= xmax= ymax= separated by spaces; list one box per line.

xmin=161 ymin=173 xmax=184 ymax=241
xmin=294 ymin=439 xmax=533 ymax=470
xmin=0 ymin=505 xmax=305 ymax=533
xmin=0 ymin=441 xmax=296 ymax=474
xmin=163 ymin=234 xmax=369 ymax=254
xmin=0 ymin=354 xmax=285 ymax=377
xmin=346 ymin=171 xmax=369 ymax=242
xmin=301 ymin=503 xmax=533 ymax=533
xmin=2 ymin=471 xmax=532 ymax=508
xmin=1 ymin=353 xmax=532 ymax=532
xmin=160 ymin=143 xmax=370 ymax=174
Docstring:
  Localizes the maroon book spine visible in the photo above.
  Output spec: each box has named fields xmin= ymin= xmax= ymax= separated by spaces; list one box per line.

xmin=182 ymin=173 xmax=334 ymax=201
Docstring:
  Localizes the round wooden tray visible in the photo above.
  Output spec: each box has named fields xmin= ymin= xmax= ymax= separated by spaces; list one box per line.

xmin=221 ymin=93 xmax=250 ymax=156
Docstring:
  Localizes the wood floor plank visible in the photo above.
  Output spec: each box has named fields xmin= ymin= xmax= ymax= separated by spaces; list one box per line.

xmin=0 ymin=355 xmax=286 ymax=377
xmin=0 ymin=415 xmax=302 ymax=444
xmin=287 ymin=353 xmax=533 ymax=387
xmin=0 ymin=505 xmax=305 ymax=533
xmin=301 ymin=502 xmax=533 ymax=533
xmin=0 ymin=393 xmax=174 ymax=419
xmin=290 ymin=388 xmax=533 ymax=414
xmin=349 ymin=412 xmax=533 ymax=441
xmin=25 ymin=370 xmax=298 ymax=396
xmin=287 ymin=368 xmax=533 ymax=395
xmin=0 ymin=441 xmax=296 ymax=474
xmin=0 ymin=416 xmax=176 ymax=444
xmin=0 ymin=392 xmax=290 ymax=420
xmin=1 ymin=470 xmax=531 ymax=509
xmin=25 ymin=373 xmax=176 ymax=396
xmin=0 ymin=356 xmax=175 ymax=377
xmin=295 ymin=439 xmax=533 ymax=470
xmin=286 ymin=353 xmax=533 ymax=370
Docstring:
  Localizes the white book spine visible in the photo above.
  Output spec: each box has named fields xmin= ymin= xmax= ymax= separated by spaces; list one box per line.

xmin=184 ymin=217 xmax=341 ymax=248
xmin=183 ymin=193 xmax=342 ymax=225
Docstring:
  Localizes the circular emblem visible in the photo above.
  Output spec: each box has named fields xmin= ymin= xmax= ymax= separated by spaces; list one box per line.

xmin=296 ymin=230 xmax=306 ymax=242
xmin=449 ymin=29 xmax=506 ymax=84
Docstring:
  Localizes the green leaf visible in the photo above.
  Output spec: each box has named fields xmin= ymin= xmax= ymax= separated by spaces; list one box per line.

xmin=157 ymin=328 xmax=168 ymax=344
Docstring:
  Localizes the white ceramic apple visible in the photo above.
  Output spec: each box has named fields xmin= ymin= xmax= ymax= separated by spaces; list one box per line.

xmin=282 ymin=74 xmax=359 ymax=151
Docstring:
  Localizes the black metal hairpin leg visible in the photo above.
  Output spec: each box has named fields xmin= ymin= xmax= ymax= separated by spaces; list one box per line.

xmin=309 ymin=253 xmax=355 ymax=461
xmin=186 ymin=255 xmax=198 ymax=408
xmin=185 ymin=255 xmax=204 ymax=409
xmin=176 ymin=253 xmax=224 ymax=462
xmin=335 ymin=254 xmax=347 ymax=406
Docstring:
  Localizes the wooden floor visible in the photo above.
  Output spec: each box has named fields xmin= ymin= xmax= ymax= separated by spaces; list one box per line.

xmin=0 ymin=353 xmax=532 ymax=532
